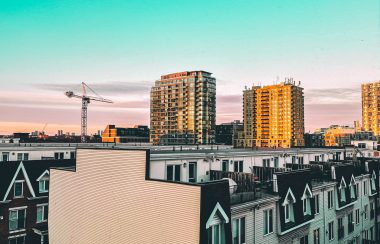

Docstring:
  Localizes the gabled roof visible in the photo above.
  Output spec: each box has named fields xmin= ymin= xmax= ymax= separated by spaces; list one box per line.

xmin=2 ymin=162 xmax=36 ymax=201
xmin=282 ymin=187 xmax=296 ymax=206
xmin=301 ymin=184 xmax=313 ymax=200
xmin=0 ymin=159 xmax=76 ymax=201
xmin=205 ymin=202 xmax=229 ymax=229
xmin=36 ymin=170 xmax=49 ymax=182
xmin=349 ymin=174 xmax=356 ymax=186
xmin=339 ymin=177 xmax=347 ymax=189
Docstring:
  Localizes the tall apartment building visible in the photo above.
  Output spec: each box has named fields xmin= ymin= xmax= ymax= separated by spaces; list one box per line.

xmin=243 ymin=79 xmax=304 ymax=148
xmin=362 ymin=81 xmax=380 ymax=136
xmin=150 ymin=71 xmax=216 ymax=145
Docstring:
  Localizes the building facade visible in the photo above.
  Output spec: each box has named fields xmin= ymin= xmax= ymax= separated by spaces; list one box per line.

xmin=216 ymin=121 xmax=243 ymax=145
xmin=101 ymin=124 xmax=149 ymax=143
xmin=0 ymin=159 xmax=75 ymax=244
xmin=324 ymin=125 xmax=355 ymax=147
xmin=243 ymin=79 xmax=304 ymax=148
xmin=362 ymin=81 xmax=380 ymax=136
xmin=150 ymin=71 xmax=216 ymax=145
xmin=48 ymin=148 xmax=379 ymax=244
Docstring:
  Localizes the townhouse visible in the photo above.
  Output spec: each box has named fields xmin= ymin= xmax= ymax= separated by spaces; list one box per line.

xmin=0 ymin=159 xmax=75 ymax=244
xmin=48 ymin=148 xmax=380 ymax=244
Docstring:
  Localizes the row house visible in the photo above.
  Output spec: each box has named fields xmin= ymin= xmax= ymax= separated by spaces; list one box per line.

xmin=0 ymin=146 xmax=76 ymax=162
xmin=47 ymin=148 xmax=380 ymax=244
xmin=0 ymin=159 xmax=75 ymax=244
xmin=149 ymin=147 xmax=374 ymax=183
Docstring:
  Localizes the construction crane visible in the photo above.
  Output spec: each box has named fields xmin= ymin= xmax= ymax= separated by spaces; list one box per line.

xmin=65 ymin=82 xmax=113 ymax=143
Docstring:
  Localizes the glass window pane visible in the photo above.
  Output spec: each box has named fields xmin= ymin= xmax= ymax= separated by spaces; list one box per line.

xmin=214 ymin=225 xmax=220 ymax=244
xmin=241 ymin=218 xmax=245 ymax=243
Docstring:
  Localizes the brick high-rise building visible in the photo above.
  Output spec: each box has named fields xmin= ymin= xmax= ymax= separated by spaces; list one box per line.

xmin=243 ymin=79 xmax=304 ymax=148
xmin=362 ymin=81 xmax=380 ymax=136
xmin=150 ymin=71 xmax=216 ymax=145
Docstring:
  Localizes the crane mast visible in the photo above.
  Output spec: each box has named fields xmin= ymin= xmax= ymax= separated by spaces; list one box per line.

xmin=65 ymin=82 xmax=113 ymax=143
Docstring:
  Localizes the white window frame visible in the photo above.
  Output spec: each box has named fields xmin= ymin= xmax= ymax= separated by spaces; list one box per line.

xmin=363 ymin=180 xmax=368 ymax=195
xmin=313 ymin=228 xmax=320 ymax=244
xmin=36 ymin=203 xmax=48 ymax=223
xmin=232 ymin=217 xmax=246 ymax=244
xmin=9 ymin=207 xmax=27 ymax=232
xmin=328 ymin=221 xmax=334 ymax=241
xmin=314 ymin=194 xmax=320 ymax=214
xmin=327 ymin=190 xmax=334 ymax=209
xmin=263 ymin=209 xmax=273 ymax=235
xmin=282 ymin=188 xmax=296 ymax=223
xmin=208 ymin=223 xmax=224 ymax=244
xmin=355 ymin=209 xmax=360 ymax=225
xmin=301 ymin=184 xmax=312 ymax=216
xmin=14 ymin=180 xmax=24 ymax=198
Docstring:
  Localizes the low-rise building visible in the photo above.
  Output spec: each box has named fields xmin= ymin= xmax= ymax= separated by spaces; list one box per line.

xmin=0 ymin=159 xmax=75 ymax=244
xmin=216 ymin=120 xmax=243 ymax=145
xmin=48 ymin=148 xmax=380 ymax=244
xmin=324 ymin=125 xmax=355 ymax=147
xmin=101 ymin=124 xmax=149 ymax=143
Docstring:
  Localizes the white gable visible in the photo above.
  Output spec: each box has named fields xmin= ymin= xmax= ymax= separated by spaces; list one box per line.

xmin=206 ymin=202 xmax=229 ymax=229
xmin=2 ymin=162 xmax=36 ymax=201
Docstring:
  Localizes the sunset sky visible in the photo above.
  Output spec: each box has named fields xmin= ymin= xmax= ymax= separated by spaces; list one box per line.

xmin=1 ymin=0 xmax=379 ymax=135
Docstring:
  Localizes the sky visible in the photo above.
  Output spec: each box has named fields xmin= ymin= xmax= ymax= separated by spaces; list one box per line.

xmin=0 ymin=0 xmax=379 ymax=135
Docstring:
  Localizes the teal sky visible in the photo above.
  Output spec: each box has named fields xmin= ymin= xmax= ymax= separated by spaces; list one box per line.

xmin=0 ymin=0 xmax=379 ymax=134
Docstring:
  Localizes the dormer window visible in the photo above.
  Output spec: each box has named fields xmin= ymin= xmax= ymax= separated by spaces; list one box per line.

xmin=282 ymin=188 xmax=296 ymax=223
xmin=37 ymin=170 xmax=50 ymax=193
xmin=339 ymin=177 xmax=347 ymax=203
xmin=350 ymin=175 xmax=357 ymax=199
xmin=206 ymin=202 xmax=229 ymax=244
xmin=14 ymin=181 xmax=23 ymax=198
xmin=301 ymin=184 xmax=313 ymax=216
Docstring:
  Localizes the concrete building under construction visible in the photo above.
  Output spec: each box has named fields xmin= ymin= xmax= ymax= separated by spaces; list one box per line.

xmin=243 ymin=79 xmax=305 ymax=148
xmin=150 ymin=71 xmax=216 ymax=145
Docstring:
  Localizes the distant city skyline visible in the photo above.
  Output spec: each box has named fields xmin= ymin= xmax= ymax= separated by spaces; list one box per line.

xmin=1 ymin=0 xmax=379 ymax=135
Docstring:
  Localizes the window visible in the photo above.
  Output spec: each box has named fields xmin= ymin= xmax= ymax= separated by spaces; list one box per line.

xmin=328 ymin=221 xmax=334 ymax=241
xmin=370 ymin=227 xmax=374 ymax=241
xmin=2 ymin=152 xmax=10 ymax=162
xmin=14 ymin=181 xmax=23 ymax=198
xmin=348 ymin=212 xmax=354 ymax=233
xmin=39 ymin=179 xmax=49 ymax=193
xmin=70 ymin=151 xmax=75 ymax=159
xmin=232 ymin=217 xmax=245 ymax=244
xmin=364 ymin=204 xmax=368 ymax=220
xmin=9 ymin=208 xmax=26 ymax=231
xmin=222 ymin=160 xmax=229 ymax=172
xmin=37 ymin=204 xmax=48 ymax=223
xmin=313 ymin=228 xmax=320 ymax=244
xmin=298 ymin=156 xmax=304 ymax=165
xmin=338 ymin=217 xmax=344 ymax=239
xmin=327 ymin=190 xmax=334 ymax=209
xmin=355 ymin=209 xmax=360 ymax=225
xmin=54 ymin=152 xmax=64 ymax=160
xmin=234 ymin=161 xmax=243 ymax=172
xmin=363 ymin=180 xmax=368 ymax=195
xmin=370 ymin=202 xmax=375 ymax=219
xmin=17 ymin=153 xmax=29 ymax=161
xmin=274 ymin=157 xmax=279 ymax=168
xmin=8 ymin=236 xmax=25 ymax=244
xmin=339 ymin=178 xmax=347 ymax=203
xmin=262 ymin=159 xmax=270 ymax=168
xmin=300 ymin=235 xmax=308 ymax=244
xmin=263 ymin=209 xmax=273 ymax=235
xmin=166 ymin=165 xmax=181 ymax=181
xmin=314 ymin=195 xmax=320 ymax=214
xmin=314 ymin=155 xmax=319 ymax=162
xmin=207 ymin=223 xmax=224 ymax=244
xmin=283 ymin=188 xmax=295 ymax=223
xmin=188 ymin=162 xmax=197 ymax=183
xmin=292 ymin=156 xmax=296 ymax=163
xmin=350 ymin=177 xmax=357 ymax=199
